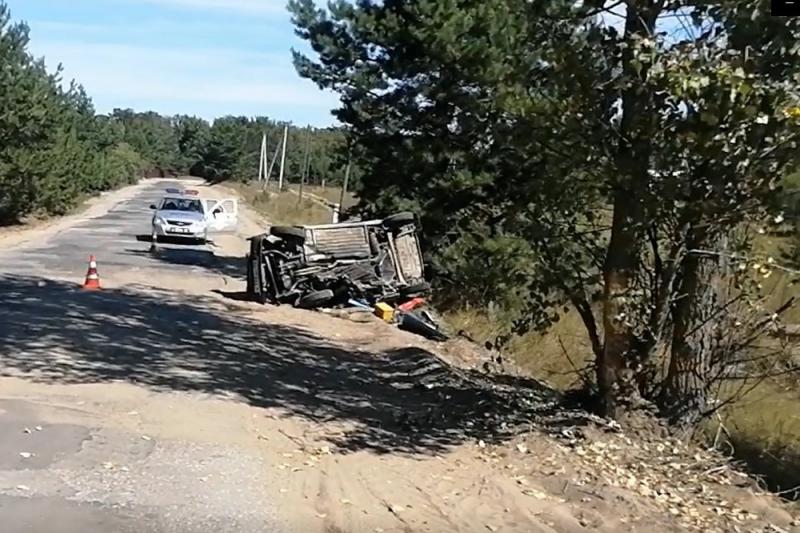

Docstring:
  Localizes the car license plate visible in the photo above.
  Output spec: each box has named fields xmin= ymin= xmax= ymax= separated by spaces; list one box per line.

xmin=168 ymin=228 xmax=190 ymax=234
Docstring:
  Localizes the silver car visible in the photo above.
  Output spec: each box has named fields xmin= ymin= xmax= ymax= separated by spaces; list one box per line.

xmin=149 ymin=189 xmax=239 ymax=244
xmin=150 ymin=195 xmax=209 ymax=243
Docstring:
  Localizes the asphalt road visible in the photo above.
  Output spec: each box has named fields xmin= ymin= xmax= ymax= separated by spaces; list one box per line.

xmin=0 ymin=398 xmax=277 ymax=533
xmin=0 ymin=179 xmax=225 ymax=279
xmin=0 ymin=180 xmax=282 ymax=533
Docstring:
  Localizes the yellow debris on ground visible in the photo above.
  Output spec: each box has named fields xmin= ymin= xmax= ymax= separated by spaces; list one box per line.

xmin=373 ymin=302 xmax=394 ymax=322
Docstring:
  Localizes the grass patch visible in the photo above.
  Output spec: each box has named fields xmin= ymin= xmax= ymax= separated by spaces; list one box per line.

xmin=232 ymin=182 xmax=333 ymax=226
xmin=444 ymin=307 xmax=593 ymax=390
xmin=717 ymin=379 xmax=800 ymax=498
xmin=304 ymin=184 xmax=358 ymax=210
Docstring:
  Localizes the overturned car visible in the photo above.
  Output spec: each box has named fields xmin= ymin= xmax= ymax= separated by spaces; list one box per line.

xmin=245 ymin=212 xmax=431 ymax=309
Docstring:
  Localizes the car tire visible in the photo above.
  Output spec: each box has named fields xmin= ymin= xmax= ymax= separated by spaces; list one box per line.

xmin=295 ymin=289 xmax=335 ymax=309
xmin=383 ymin=212 xmax=416 ymax=229
xmin=270 ymin=225 xmax=306 ymax=242
xmin=400 ymin=281 xmax=431 ymax=297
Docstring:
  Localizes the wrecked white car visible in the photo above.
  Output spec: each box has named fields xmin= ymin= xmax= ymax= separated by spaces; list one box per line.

xmin=245 ymin=212 xmax=430 ymax=309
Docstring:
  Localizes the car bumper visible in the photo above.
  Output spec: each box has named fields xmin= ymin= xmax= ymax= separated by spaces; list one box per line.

xmin=152 ymin=224 xmax=207 ymax=240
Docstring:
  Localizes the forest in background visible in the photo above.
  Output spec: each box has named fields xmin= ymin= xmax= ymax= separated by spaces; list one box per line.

xmin=0 ymin=2 xmax=353 ymax=225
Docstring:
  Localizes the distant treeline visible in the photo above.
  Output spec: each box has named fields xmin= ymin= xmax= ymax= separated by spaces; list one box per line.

xmin=108 ymin=110 xmax=353 ymax=188
xmin=0 ymin=2 xmax=350 ymax=224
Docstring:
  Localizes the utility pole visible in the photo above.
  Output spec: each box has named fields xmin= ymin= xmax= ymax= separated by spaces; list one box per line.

xmin=264 ymin=129 xmax=275 ymax=181
xmin=265 ymin=141 xmax=281 ymax=189
xmin=257 ymin=133 xmax=267 ymax=182
xmin=336 ymin=155 xmax=351 ymax=223
xmin=298 ymin=127 xmax=312 ymax=204
xmin=278 ymin=124 xmax=289 ymax=191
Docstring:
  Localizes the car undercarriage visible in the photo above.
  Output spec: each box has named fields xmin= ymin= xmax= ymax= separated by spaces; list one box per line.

xmin=246 ymin=212 xmax=430 ymax=309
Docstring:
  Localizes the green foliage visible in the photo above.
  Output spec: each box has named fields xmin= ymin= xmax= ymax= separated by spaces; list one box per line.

xmin=174 ymin=115 xmax=210 ymax=174
xmin=0 ymin=1 xmax=354 ymax=224
xmin=0 ymin=3 xmax=151 ymax=222
xmin=109 ymin=109 xmax=181 ymax=170
xmin=197 ymin=116 xmax=353 ymax=186
xmin=290 ymin=0 xmax=800 ymax=418
xmin=289 ymin=0 xmax=605 ymax=326
xmin=776 ymin=169 xmax=800 ymax=265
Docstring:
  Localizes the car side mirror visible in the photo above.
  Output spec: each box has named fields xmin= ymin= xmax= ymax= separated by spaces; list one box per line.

xmin=149 ymin=204 xmax=157 ymax=210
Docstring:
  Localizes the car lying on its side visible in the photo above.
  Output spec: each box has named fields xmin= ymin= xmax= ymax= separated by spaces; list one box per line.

xmin=149 ymin=188 xmax=238 ymax=244
xmin=245 ymin=212 xmax=430 ymax=309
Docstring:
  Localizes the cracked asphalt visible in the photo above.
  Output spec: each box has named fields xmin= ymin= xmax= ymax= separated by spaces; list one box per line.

xmin=0 ymin=179 xmax=231 ymax=278
xmin=0 ymin=180 xmax=283 ymax=533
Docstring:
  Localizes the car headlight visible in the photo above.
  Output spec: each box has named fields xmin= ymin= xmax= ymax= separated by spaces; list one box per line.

xmin=155 ymin=217 xmax=167 ymax=226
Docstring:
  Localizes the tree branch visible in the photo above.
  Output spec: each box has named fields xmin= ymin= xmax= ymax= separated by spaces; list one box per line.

xmin=571 ymin=294 xmax=604 ymax=359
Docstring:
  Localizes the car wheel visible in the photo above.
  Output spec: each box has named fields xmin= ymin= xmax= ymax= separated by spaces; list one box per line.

xmin=383 ymin=212 xmax=416 ymax=230
xmin=270 ymin=225 xmax=306 ymax=242
xmin=295 ymin=289 xmax=335 ymax=309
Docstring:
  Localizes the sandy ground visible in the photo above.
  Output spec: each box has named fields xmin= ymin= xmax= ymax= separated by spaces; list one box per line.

xmin=0 ymin=178 xmax=798 ymax=533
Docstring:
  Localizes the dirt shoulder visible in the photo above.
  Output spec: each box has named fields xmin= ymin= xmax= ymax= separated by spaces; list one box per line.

xmin=0 ymin=179 xmax=796 ymax=533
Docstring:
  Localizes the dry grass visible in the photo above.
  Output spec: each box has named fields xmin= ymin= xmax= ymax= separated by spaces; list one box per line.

xmin=303 ymin=185 xmax=358 ymax=210
xmin=445 ymin=307 xmax=594 ymax=390
xmin=716 ymin=379 xmax=800 ymax=497
xmin=232 ymin=182 xmax=333 ymax=226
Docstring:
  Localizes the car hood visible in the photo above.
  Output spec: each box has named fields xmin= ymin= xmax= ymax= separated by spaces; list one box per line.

xmin=156 ymin=210 xmax=206 ymax=222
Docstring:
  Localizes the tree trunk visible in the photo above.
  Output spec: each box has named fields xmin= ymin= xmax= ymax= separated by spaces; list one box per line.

xmin=599 ymin=194 xmax=643 ymax=417
xmin=597 ymin=0 xmax=659 ymax=418
xmin=663 ymin=230 xmax=725 ymax=425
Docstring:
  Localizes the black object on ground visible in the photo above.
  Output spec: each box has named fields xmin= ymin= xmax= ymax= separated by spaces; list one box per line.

xmin=397 ymin=310 xmax=449 ymax=342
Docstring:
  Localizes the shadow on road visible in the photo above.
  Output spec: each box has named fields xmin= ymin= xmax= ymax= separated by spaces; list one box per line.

xmin=0 ymin=276 xmax=590 ymax=455
xmin=212 ymin=289 xmax=252 ymax=302
xmin=123 ymin=246 xmax=245 ymax=280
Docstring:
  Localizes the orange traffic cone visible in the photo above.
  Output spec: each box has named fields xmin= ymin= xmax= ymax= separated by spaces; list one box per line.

xmin=83 ymin=255 xmax=101 ymax=290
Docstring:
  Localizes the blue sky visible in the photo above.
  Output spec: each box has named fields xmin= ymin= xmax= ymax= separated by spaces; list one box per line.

xmin=7 ymin=0 xmax=339 ymax=126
